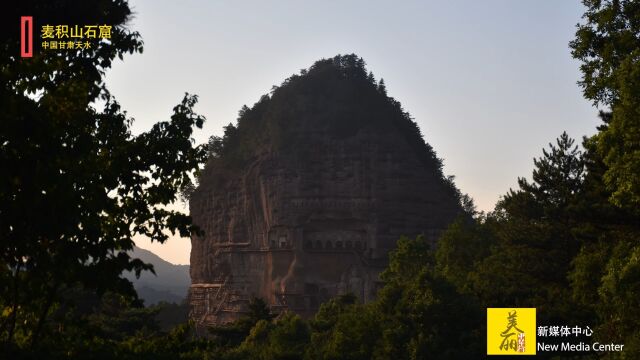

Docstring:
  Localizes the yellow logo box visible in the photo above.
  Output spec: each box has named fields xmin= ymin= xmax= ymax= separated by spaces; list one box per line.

xmin=487 ymin=308 xmax=536 ymax=355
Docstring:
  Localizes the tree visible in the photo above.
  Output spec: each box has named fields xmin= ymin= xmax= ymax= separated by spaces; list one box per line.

xmin=0 ymin=0 xmax=207 ymax=350
xmin=442 ymin=133 xmax=590 ymax=327
xmin=237 ymin=312 xmax=310 ymax=360
xmin=498 ymin=132 xmax=585 ymax=257
xmin=377 ymin=78 xmax=387 ymax=95
xmin=307 ymin=294 xmax=380 ymax=360
xmin=208 ymin=297 xmax=275 ymax=348
xmin=570 ymin=0 xmax=640 ymax=210
xmin=503 ymin=131 xmax=584 ymax=220
xmin=435 ymin=216 xmax=495 ymax=293
xmin=568 ymin=131 xmax=640 ymax=356
xmin=374 ymin=236 xmax=483 ymax=359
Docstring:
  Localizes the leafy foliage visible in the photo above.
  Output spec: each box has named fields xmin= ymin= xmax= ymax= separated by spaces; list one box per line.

xmin=435 ymin=131 xmax=640 ymax=357
xmin=570 ymin=0 xmax=640 ymax=210
xmin=0 ymin=0 xmax=206 ymax=352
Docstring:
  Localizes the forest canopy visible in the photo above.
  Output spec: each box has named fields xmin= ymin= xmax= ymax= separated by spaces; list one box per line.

xmin=204 ymin=54 xmax=442 ymax=172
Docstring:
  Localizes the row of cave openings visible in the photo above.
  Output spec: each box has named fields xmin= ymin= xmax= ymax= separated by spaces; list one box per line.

xmin=269 ymin=234 xmax=365 ymax=251
xmin=303 ymin=239 xmax=366 ymax=251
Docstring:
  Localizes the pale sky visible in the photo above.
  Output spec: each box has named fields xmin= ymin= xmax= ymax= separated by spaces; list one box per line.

xmin=105 ymin=0 xmax=599 ymax=265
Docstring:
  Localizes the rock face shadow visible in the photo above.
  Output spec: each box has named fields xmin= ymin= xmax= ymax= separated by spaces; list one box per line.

xmin=188 ymin=56 xmax=462 ymax=328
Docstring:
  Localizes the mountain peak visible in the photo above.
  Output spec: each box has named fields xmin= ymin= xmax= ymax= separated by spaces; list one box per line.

xmin=202 ymin=54 xmax=444 ymax=180
xmin=189 ymin=55 xmax=464 ymax=326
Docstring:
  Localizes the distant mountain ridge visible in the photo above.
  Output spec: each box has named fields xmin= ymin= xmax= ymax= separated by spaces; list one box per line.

xmin=124 ymin=246 xmax=190 ymax=306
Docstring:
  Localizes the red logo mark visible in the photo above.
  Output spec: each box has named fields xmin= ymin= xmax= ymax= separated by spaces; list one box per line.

xmin=517 ymin=333 xmax=526 ymax=353
xmin=21 ymin=16 xmax=33 ymax=58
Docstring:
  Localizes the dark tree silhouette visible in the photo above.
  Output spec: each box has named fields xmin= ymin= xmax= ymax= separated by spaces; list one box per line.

xmin=0 ymin=0 xmax=207 ymax=351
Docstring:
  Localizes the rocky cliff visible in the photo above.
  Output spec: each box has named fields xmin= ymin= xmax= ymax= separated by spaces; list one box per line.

xmin=189 ymin=55 xmax=463 ymax=327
